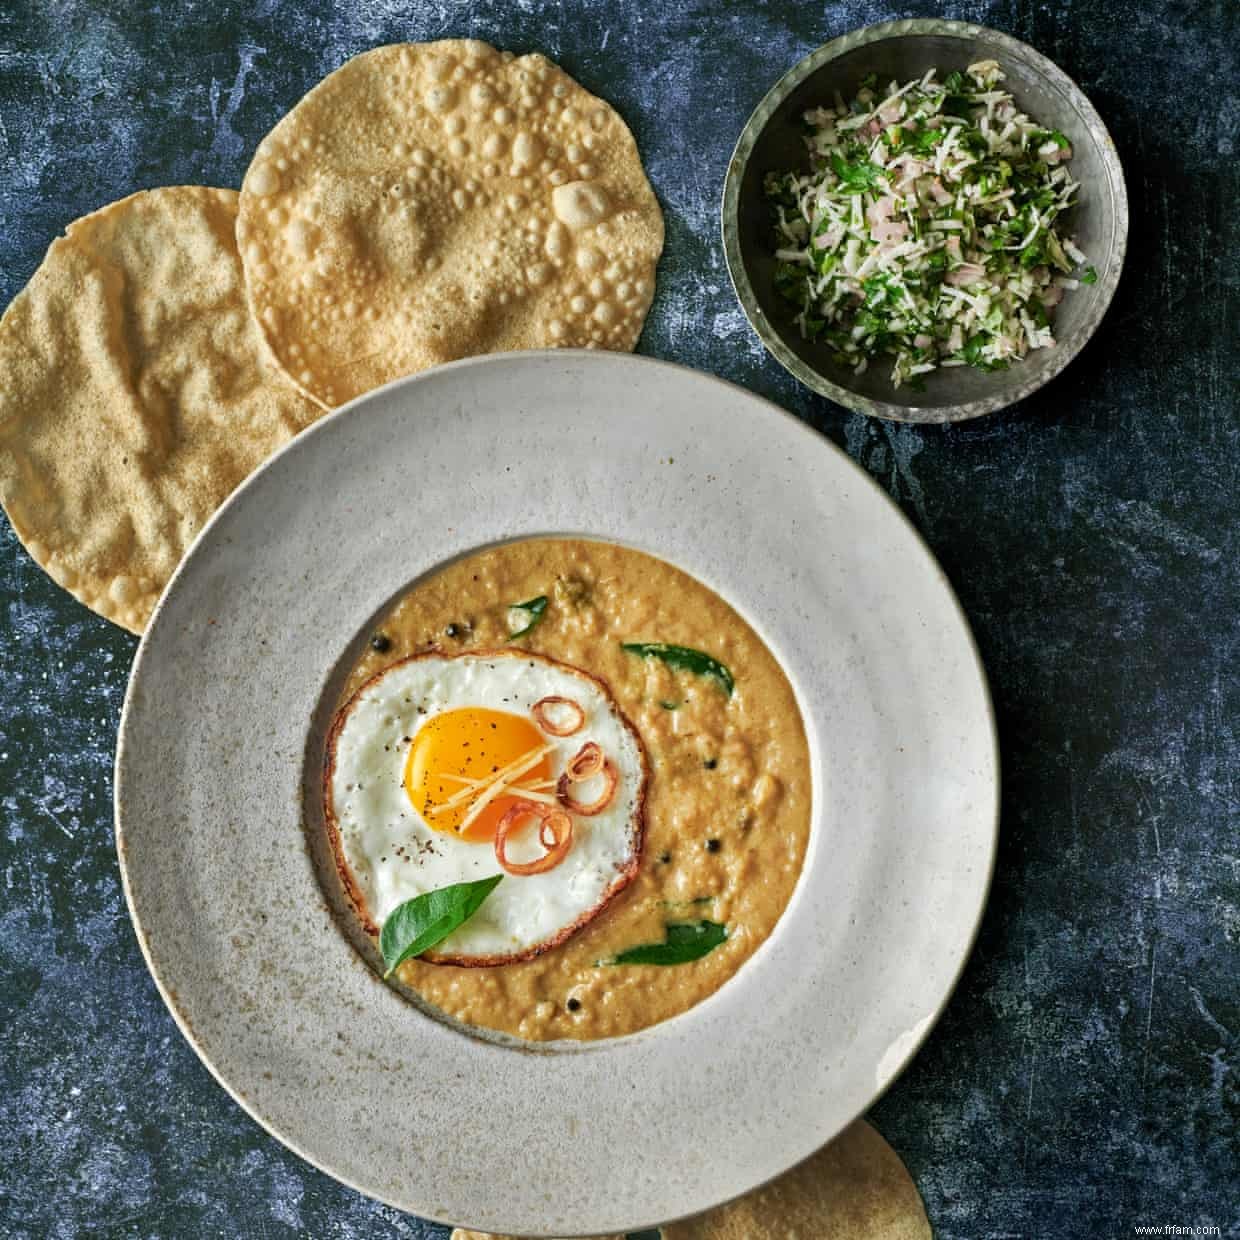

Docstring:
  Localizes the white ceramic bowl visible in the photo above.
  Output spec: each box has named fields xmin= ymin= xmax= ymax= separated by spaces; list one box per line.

xmin=115 ymin=351 xmax=998 ymax=1234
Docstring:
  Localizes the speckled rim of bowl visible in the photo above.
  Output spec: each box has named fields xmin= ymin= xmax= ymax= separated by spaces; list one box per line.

xmin=722 ymin=19 xmax=1129 ymax=423
xmin=113 ymin=350 xmax=999 ymax=1234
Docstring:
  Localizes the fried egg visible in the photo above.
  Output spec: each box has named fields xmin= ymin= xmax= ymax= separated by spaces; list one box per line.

xmin=324 ymin=650 xmax=648 ymax=964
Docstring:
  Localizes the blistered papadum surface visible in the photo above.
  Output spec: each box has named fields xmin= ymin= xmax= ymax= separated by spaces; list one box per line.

xmin=0 ymin=186 xmax=321 ymax=632
xmin=237 ymin=40 xmax=664 ymax=408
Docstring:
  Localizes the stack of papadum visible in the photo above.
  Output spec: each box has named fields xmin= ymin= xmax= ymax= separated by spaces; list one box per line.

xmin=451 ymin=1120 xmax=931 ymax=1239
xmin=0 ymin=40 xmax=662 ymax=633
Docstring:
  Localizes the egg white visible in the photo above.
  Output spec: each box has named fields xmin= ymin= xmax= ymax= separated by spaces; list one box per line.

xmin=327 ymin=651 xmax=646 ymax=962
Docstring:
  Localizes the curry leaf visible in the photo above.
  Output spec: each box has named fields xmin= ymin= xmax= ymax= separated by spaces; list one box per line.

xmin=507 ymin=595 xmax=548 ymax=639
xmin=379 ymin=875 xmax=503 ymax=977
xmin=601 ymin=920 xmax=728 ymax=966
xmin=621 ymin=642 xmax=734 ymax=697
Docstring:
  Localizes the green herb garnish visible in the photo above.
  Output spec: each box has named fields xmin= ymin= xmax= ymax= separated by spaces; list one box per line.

xmin=1079 ymin=266 xmax=1098 ymax=284
xmin=379 ymin=875 xmax=502 ymax=977
xmin=773 ymin=259 xmax=808 ymax=304
xmin=829 ymin=152 xmax=882 ymax=192
xmin=763 ymin=169 xmax=799 ymax=209
xmin=909 ymin=126 xmax=945 ymax=155
xmin=962 ymin=332 xmax=1008 ymax=372
xmin=601 ymin=920 xmax=728 ymax=966
xmin=621 ymin=642 xmax=734 ymax=697
xmin=507 ymin=595 xmax=547 ymax=639
xmin=1033 ymin=128 xmax=1072 ymax=150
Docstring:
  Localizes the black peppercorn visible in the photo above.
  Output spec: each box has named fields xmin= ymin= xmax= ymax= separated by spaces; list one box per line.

xmin=703 ymin=757 xmax=718 ymax=770
xmin=566 ymin=997 xmax=581 ymax=1012
xmin=659 ymin=851 xmax=671 ymax=864
xmin=706 ymin=838 xmax=721 ymax=853
xmin=369 ymin=633 xmax=392 ymax=653
xmin=444 ymin=623 xmax=460 ymax=638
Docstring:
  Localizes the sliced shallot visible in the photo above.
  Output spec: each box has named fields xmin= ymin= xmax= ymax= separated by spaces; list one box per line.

xmin=494 ymin=800 xmax=574 ymax=876
xmin=557 ymin=753 xmax=618 ymax=817
xmin=531 ymin=695 xmax=586 ymax=736
xmin=565 ymin=740 xmax=603 ymax=781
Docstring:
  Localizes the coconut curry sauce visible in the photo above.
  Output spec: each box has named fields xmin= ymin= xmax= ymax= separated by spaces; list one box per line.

xmin=336 ymin=539 xmax=810 ymax=1041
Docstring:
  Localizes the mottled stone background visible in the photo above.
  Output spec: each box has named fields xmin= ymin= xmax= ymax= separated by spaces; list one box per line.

xmin=1 ymin=0 xmax=1236 ymax=1237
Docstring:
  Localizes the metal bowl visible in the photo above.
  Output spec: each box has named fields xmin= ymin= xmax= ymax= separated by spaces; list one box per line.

xmin=722 ymin=19 xmax=1128 ymax=423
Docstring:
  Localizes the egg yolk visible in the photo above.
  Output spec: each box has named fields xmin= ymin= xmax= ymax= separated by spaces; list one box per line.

xmin=405 ymin=707 xmax=552 ymax=841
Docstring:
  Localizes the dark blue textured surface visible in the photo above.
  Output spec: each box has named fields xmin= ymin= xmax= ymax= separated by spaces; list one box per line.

xmin=1 ymin=2 xmax=1236 ymax=1237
